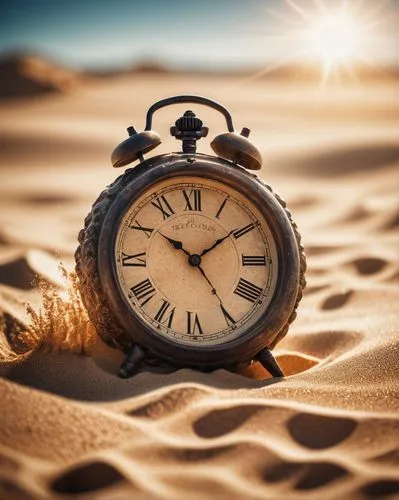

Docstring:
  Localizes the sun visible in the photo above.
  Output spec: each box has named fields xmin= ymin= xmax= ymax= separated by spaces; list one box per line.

xmin=305 ymin=9 xmax=363 ymax=69
xmin=252 ymin=0 xmax=387 ymax=86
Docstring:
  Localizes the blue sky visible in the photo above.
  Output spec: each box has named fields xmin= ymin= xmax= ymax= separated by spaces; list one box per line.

xmin=0 ymin=0 xmax=397 ymax=69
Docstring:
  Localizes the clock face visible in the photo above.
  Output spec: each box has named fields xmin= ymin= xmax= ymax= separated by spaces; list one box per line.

xmin=114 ymin=176 xmax=278 ymax=347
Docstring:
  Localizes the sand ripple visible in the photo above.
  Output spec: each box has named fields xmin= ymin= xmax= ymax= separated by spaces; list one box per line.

xmin=1 ymin=74 xmax=398 ymax=499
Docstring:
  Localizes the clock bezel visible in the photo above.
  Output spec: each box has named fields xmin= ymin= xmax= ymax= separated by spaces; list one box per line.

xmin=98 ymin=153 xmax=300 ymax=368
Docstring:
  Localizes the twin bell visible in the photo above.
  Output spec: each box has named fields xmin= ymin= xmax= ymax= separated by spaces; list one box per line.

xmin=111 ymin=95 xmax=262 ymax=172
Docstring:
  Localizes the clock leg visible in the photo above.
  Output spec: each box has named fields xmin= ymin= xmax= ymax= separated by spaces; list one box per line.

xmin=257 ymin=348 xmax=285 ymax=378
xmin=119 ymin=344 xmax=145 ymax=379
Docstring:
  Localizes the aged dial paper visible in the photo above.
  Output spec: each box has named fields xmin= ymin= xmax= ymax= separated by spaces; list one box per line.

xmin=115 ymin=176 xmax=278 ymax=346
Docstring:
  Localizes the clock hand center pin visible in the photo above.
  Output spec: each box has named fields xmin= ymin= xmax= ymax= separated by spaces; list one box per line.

xmin=159 ymin=229 xmax=230 ymax=305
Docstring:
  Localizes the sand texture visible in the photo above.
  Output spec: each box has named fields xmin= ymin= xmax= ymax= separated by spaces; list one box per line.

xmin=0 ymin=72 xmax=398 ymax=499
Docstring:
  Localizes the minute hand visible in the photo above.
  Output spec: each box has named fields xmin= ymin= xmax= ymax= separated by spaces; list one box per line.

xmin=200 ymin=229 xmax=236 ymax=257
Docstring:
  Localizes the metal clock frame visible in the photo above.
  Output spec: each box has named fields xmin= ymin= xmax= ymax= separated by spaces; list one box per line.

xmin=76 ymin=153 xmax=305 ymax=373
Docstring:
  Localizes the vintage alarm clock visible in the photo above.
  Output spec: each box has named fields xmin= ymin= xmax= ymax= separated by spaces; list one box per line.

xmin=75 ymin=95 xmax=306 ymax=379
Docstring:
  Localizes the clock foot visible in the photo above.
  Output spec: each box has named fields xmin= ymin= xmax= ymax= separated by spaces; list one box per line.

xmin=119 ymin=344 xmax=145 ymax=379
xmin=257 ymin=348 xmax=285 ymax=378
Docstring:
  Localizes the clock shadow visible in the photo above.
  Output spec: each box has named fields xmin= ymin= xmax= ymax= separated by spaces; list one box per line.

xmin=1 ymin=348 xmax=297 ymax=403
xmin=1 ymin=345 xmax=319 ymax=403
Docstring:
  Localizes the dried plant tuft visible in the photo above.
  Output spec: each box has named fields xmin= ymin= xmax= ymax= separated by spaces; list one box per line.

xmin=18 ymin=266 xmax=96 ymax=354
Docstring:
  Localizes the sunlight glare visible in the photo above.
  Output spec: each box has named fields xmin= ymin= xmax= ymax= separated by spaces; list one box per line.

xmin=306 ymin=9 xmax=363 ymax=67
xmin=255 ymin=0 xmax=389 ymax=87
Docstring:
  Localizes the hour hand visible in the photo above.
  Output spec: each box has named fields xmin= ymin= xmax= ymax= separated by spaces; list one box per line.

xmin=200 ymin=228 xmax=236 ymax=257
xmin=158 ymin=232 xmax=190 ymax=255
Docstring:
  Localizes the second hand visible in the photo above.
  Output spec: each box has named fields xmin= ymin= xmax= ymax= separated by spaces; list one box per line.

xmin=197 ymin=264 xmax=223 ymax=304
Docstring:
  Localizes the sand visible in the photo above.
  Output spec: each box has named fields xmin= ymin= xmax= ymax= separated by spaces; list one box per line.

xmin=0 ymin=69 xmax=398 ymax=499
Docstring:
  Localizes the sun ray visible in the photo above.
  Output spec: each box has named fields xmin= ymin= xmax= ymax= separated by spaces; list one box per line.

xmin=352 ymin=0 xmax=367 ymax=12
xmin=319 ymin=62 xmax=332 ymax=91
xmin=354 ymin=53 xmax=392 ymax=77
xmin=342 ymin=59 xmax=362 ymax=86
xmin=249 ymin=25 xmax=311 ymax=39
xmin=362 ymin=13 xmax=395 ymax=30
xmin=284 ymin=0 xmax=315 ymax=22
xmin=357 ymin=0 xmax=391 ymax=24
xmin=265 ymin=6 xmax=305 ymax=29
xmin=311 ymin=0 xmax=329 ymax=14
xmin=236 ymin=50 xmax=310 ymax=86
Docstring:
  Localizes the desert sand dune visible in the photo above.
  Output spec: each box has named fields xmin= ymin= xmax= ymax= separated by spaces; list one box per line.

xmin=0 ymin=54 xmax=80 ymax=100
xmin=0 ymin=72 xmax=398 ymax=499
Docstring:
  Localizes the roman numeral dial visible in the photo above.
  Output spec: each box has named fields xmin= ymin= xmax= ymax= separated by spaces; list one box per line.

xmin=115 ymin=176 xmax=278 ymax=347
xmin=220 ymin=304 xmax=236 ymax=327
xmin=130 ymin=220 xmax=153 ymax=238
xmin=154 ymin=300 xmax=175 ymax=328
xmin=151 ymin=195 xmax=175 ymax=219
xmin=234 ymin=278 xmax=263 ymax=303
xmin=233 ymin=223 xmax=256 ymax=240
xmin=242 ymin=255 xmax=266 ymax=266
xmin=186 ymin=312 xmax=203 ymax=335
xmin=183 ymin=189 xmax=202 ymax=211
xmin=121 ymin=252 xmax=146 ymax=267
xmin=215 ymin=197 xmax=228 ymax=219
xmin=130 ymin=279 xmax=156 ymax=306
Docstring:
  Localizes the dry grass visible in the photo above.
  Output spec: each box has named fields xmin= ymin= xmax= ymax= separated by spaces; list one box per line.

xmin=0 ymin=315 xmax=22 ymax=362
xmin=16 ymin=266 xmax=96 ymax=355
